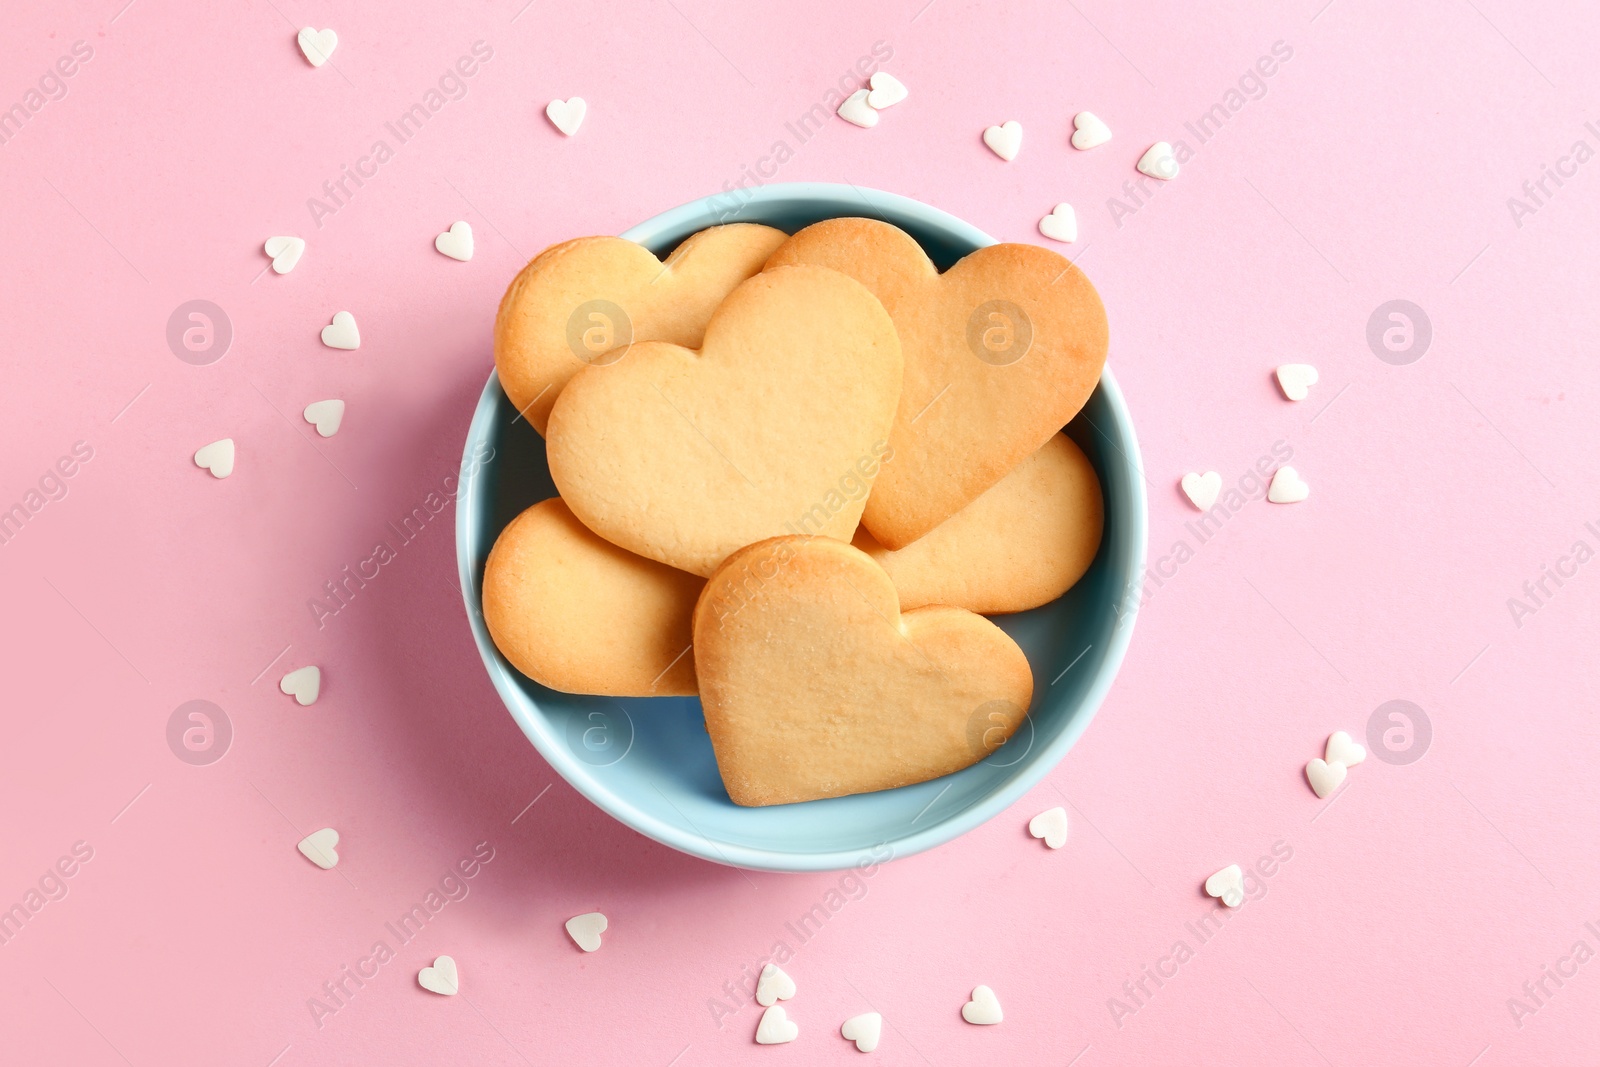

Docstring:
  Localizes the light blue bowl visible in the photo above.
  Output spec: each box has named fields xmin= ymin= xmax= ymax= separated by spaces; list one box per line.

xmin=457 ymin=183 xmax=1146 ymax=872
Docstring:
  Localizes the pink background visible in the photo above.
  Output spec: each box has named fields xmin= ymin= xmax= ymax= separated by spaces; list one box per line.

xmin=3 ymin=0 xmax=1598 ymax=1063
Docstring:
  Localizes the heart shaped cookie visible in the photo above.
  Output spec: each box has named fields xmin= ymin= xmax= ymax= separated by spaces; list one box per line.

xmin=693 ymin=537 xmax=1033 ymax=805
xmin=853 ymin=433 xmax=1101 ymax=615
xmin=494 ymin=223 xmax=787 ymax=434
xmin=483 ymin=499 xmax=703 ymax=695
xmin=548 ymin=266 xmax=903 ymax=577
xmin=766 ymin=218 xmax=1108 ymax=548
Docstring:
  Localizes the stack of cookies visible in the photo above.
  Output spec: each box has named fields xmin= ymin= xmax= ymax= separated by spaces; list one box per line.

xmin=483 ymin=216 xmax=1109 ymax=806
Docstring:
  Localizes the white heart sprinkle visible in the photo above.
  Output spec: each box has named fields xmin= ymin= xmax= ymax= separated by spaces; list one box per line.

xmin=1027 ymin=806 xmax=1068 ymax=849
xmin=303 ymin=400 xmax=345 ymax=438
xmin=840 ymin=1012 xmax=882 ymax=1053
xmin=320 ymin=311 xmax=360 ymax=350
xmin=1136 ymin=141 xmax=1179 ymax=180
xmin=961 ymin=985 xmax=1003 ymax=1025
xmin=297 ymin=27 xmax=338 ymax=68
xmin=546 ymin=97 xmax=586 ymax=137
xmin=837 ymin=88 xmax=879 ymax=129
xmin=866 ymin=71 xmax=907 ymax=109
xmin=280 ymin=665 xmax=321 ymax=706
xmin=1325 ymin=730 xmax=1367 ymax=768
xmin=264 ymin=236 xmax=305 ymax=274
xmin=565 ymin=911 xmax=607 ymax=952
xmin=1306 ymin=757 xmax=1347 ymax=798
xmin=1071 ymin=110 xmax=1112 ymax=150
xmin=1268 ymin=466 xmax=1309 ymax=504
xmin=297 ymin=827 xmax=339 ymax=869
xmin=983 ymin=120 xmax=1022 ymax=162
xmin=755 ymin=1004 xmax=799 ymax=1045
xmin=1205 ymin=864 xmax=1245 ymax=908
xmin=1275 ymin=363 xmax=1319 ymax=401
xmin=756 ymin=963 xmax=796 ymax=1007
xmin=435 ymin=221 xmax=474 ymax=262
xmin=418 ymin=955 xmax=459 ymax=996
xmin=1037 ymin=203 xmax=1077 ymax=243
xmin=194 ymin=438 xmax=235 ymax=479
xmin=1181 ymin=471 xmax=1222 ymax=511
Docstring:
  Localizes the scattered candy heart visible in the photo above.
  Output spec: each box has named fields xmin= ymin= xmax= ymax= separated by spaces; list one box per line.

xmin=297 ymin=27 xmax=338 ymax=68
xmin=866 ymin=71 xmax=907 ymax=109
xmin=1275 ymin=363 xmax=1319 ymax=401
xmin=1306 ymin=757 xmax=1348 ymax=799
xmin=983 ymin=121 xmax=1022 ymax=162
xmin=837 ymin=88 xmax=879 ymax=129
xmin=840 ymin=1012 xmax=882 ymax=1053
xmin=320 ymin=311 xmax=360 ymax=350
xmin=280 ymin=665 xmax=321 ymax=706
xmin=435 ymin=221 xmax=474 ymax=262
xmin=1181 ymin=471 xmax=1222 ymax=511
xmin=264 ymin=236 xmax=305 ymax=274
xmin=297 ymin=827 xmax=339 ymax=869
xmin=1136 ymin=142 xmax=1179 ymax=180
xmin=565 ymin=911 xmax=607 ymax=952
xmin=1268 ymin=466 xmax=1309 ymax=504
xmin=1028 ymin=806 xmax=1068 ymax=849
xmin=194 ymin=438 xmax=235 ymax=479
xmin=756 ymin=963 xmax=796 ymax=1007
xmin=961 ymin=985 xmax=1003 ymax=1025
xmin=546 ymin=97 xmax=586 ymax=137
xmin=1204 ymin=864 xmax=1244 ymax=908
xmin=755 ymin=1004 xmax=799 ymax=1044
xmin=1037 ymin=203 xmax=1077 ymax=243
xmin=1325 ymin=730 xmax=1366 ymax=767
xmin=303 ymin=400 xmax=344 ymax=438
xmin=418 ymin=955 xmax=459 ymax=995
xmin=1071 ymin=110 xmax=1111 ymax=150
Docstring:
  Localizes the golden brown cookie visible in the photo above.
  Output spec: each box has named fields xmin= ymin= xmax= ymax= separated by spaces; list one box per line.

xmin=853 ymin=433 xmax=1102 ymax=614
xmin=482 ymin=498 xmax=703 ymax=696
xmin=693 ymin=537 xmax=1034 ymax=806
xmin=494 ymin=224 xmax=787 ymax=434
xmin=547 ymin=265 xmax=903 ymax=577
xmin=766 ymin=218 xmax=1108 ymax=548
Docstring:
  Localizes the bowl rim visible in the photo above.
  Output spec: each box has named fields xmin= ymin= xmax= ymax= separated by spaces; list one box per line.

xmin=456 ymin=181 xmax=1147 ymax=872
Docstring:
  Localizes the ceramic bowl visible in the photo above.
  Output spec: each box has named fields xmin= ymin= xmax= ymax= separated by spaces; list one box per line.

xmin=456 ymin=182 xmax=1146 ymax=872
